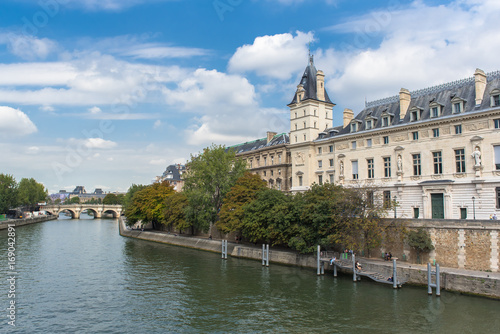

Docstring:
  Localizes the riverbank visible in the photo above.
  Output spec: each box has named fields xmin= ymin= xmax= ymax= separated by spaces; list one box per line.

xmin=119 ymin=218 xmax=500 ymax=299
xmin=0 ymin=215 xmax=57 ymax=230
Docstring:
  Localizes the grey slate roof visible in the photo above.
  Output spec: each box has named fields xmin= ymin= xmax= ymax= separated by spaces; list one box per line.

xmin=289 ymin=57 xmax=333 ymax=105
xmin=162 ymin=164 xmax=185 ymax=181
xmin=317 ymin=70 xmax=500 ymax=140
xmin=228 ymin=133 xmax=289 ymax=154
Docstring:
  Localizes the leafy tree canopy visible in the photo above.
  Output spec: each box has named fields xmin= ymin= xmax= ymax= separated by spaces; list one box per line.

xmin=18 ymin=178 xmax=48 ymax=211
xmin=183 ymin=144 xmax=247 ymax=231
xmin=407 ymin=228 xmax=434 ymax=253
xmin=103 ymin=193 xmax=122 ymax=205
xmin=163 ymin=192 xmax=189 ymax=232
xmin=0 ymin=174 xmax=18 ymax=214
xmin=218 ymin=172 xmax=267 ymax=234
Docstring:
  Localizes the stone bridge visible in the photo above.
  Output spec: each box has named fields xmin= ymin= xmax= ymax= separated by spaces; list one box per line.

xmin=43 ymin=204 xmax=123 ymax=219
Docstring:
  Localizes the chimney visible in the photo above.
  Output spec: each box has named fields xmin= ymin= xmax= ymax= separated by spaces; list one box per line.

xmin=316 ymin=70 xmax=325 ymax=101
xmin=399 ymin=88 xmax=411 ymax=120
xmin=343 ymin=108 xmax=354 ymax=128
xmin=474 ymin=68 xmax=487 ymax=106
xmin=267 ymin=131 xmax=277 ymax=143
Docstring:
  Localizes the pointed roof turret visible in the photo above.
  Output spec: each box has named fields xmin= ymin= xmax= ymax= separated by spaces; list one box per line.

xmin=288 ymin=56 xmax=333 ymax=105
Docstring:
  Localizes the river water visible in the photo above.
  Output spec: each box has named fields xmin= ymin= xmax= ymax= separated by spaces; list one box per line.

xmin=1 ymin=215 xmax=499 ymax=333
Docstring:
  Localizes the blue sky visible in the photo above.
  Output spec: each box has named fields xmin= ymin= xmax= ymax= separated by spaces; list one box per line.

xmin=0 ymin=0 xmax=499 ymax=194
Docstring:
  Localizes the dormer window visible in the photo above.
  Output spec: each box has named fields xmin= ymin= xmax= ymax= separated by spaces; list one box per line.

xmin=431 ymin=106 xmax=439 ymax=117
xmin=380 ymin=110 xmax=393 ymax=127
xmin=365 ymin=119 xmax=373 ymax=130
xmin=451 ymin=97 xmax=465 ymax=114
xmin=350 ymin=122 xmax=358 ymax=132
xmin=429 ymin=102 xmax=444 ymax=118
xmin=410 ymin=107 xmax=423 ymax=122
xmin=491 ymin=89 xmax=500 ymax=107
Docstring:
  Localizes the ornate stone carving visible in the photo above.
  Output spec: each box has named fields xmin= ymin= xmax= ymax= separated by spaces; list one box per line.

xmin=431 ymin=174 xmax=443 ymax=180
xmin=337 ymin=143 xmax=349 ymax=150
xmin=421 ymin=130 xmax=429 ymax=138
xmin=373 ymin=138 xmax=380 ymax=145
xmin=442 ymin=127 xmax=451 ymax=135
xmin=466 ymin=122 xmax=488 ymax=132
xmin=454 ymin=173 xmax=466 ymax=178
xmin=411 ymin=176 xmax=421 ymax=181
xmin=294 ymin=152 xmax=305 ymax=165
xmin=393 ymin=134 xmax=407 ymax=142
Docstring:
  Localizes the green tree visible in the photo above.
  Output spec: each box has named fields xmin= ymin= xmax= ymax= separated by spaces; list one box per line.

xmin=241 ymin=188 xmax=297 ymax=246
xmin=123 ymin=184 xmax=147 ymax=210
xmin=0 ymin=174 xmax=18 ymax=214
xmin=125 ymin=181 xmax=175 ymax=229
xmin=17 ymin=178 xmax=47 ymax=211
xmin=183 ymin=144 xmax=247 ymax=232
xmin=407 ymin=228 xmax=434 ymax=263
xmin=68 ymin=196 xmax=80 ymax=204
xmin=103 ymin=193 xmax=120 ymax=205
xmin=163 ymin=192 xmax=190 ymax=232
xmin=218 ymin=172 xmax=267 ymax=234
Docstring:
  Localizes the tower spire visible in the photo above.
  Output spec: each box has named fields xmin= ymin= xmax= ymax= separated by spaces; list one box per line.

xmin=308 ymin=42 xmax=313 ymax=65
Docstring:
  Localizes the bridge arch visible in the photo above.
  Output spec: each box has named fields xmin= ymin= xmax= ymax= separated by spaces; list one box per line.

xmin=82 ymin=208 xmax=98 ymax=219
xmin=102 ymin=209 xmax=119 ymax=218
xmin=58 ymin=209 xmax=78 ymax=219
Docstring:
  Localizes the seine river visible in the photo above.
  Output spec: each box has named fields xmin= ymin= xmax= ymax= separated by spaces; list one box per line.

xmin=1 ymin=215 xmax=499 ymax=333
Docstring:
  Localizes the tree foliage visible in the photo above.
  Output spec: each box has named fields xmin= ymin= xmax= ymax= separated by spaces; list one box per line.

xmin=17 ymin=178 xmax=47 ymax=211
xmin=124 ymin=181 xmax=175 ymax=228
xmin=218 ymin=172 xmax=267 ymax=234
xmin=0 ymin=174 xmax=18 ymax=214
xmin=123 ymin=184 xmax=148 ymax=211
xmin=183 ymin=144 xmax=247 ymax=231
xmin=103 ymin=193 xmax=122 ymax=205
xmin=68 ymin=196 xmax=80 ymax=204
xmin=407 ymin=228 xmax=434 ymax=254
xmin=163 ymin=192 xmax=190 ymax=232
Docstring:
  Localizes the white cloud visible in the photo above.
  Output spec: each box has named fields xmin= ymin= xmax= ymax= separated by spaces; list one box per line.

xmin=228 ymin=31 xmax=314 ymax=79
xmin=317 ymin=0 xmax=500 ymax=114
xmin=39 ymin=105 xmax=55 ymax=112
xmin=89 ymin=106 xmax=102 ymax=114
xmin=123 ymin=44 xmax=210 ymax=59
xmin=0 ymin=106 xmax=37 ymax=136
xmin=153 ymin=120 xmax=162 ymax=129
xmin=84 ymin=138 xmax=117 ymax=149
xmin=149 ymin=158 xmax=167 ymax=165
xmin=0 ymin=34 xmax=57 ymax=60
xmin=26 ymin=146 xmax=40 ymax=154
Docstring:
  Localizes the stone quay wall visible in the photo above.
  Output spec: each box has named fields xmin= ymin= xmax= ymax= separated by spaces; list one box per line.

xmin=382 ymin=219 xmax=500 ymax=273
xmin=0 ymin=215 xmax=57 ymax=230
xmin=119 ymin=218 xmax=500 ymax=299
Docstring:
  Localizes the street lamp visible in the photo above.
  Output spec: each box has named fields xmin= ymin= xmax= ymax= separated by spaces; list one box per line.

xmin=394 ymin=195 xmax=398 ymax=219
xmin=472 ymin=196 xmax=476 ymax=220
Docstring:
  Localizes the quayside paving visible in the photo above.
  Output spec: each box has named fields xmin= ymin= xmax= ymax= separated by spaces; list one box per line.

xmin=119 ymin=218 xmax=500 ymax=299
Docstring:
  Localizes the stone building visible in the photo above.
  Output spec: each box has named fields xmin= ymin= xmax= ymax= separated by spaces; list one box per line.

xmin=229 ymin=132 xmax=292 ymax=191
xmin=154 ymin=164 xmax=186 ymax=192
xmin=288 ymin=59 xmax=500 ymax=220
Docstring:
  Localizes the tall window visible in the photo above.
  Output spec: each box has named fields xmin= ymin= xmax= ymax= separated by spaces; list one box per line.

xmin=366 ymin=119 xmax=373 ymax=130
xmin=318 ymin=147 xmax=322 ymax=154
xmin=278 ymin=155 xmax=282 ymax=163
xmin=367 ymin=138 xmax=372 ymax=147
xmin=382 ymin=117 xmax=389 ymax=127
xmin=383 ymin=157 xmax=391 ymax=177
xmin=367 ymin=191 xmax=374 ymax=207
xmin=329 ymin=145 xmax=334 ymax=153
xmin=352 ymin=160 xmax=359 ymax=179
xmin=271 ymin=156 xmax=274 ymax=165
xmin=298 ymin=175 xmax=303 ymax=187
xmin=383 ymin=191 xmax=391 ymax=208
xmin=411 ymin=109 xmax=420 ymax=121
xmin=453 ymin=102 xmax=462 ymax=113
xmin=495 ymin=145 xmax=500 ymax=170
xmin=495 ymin=119 xmax=500 ymax=129
xmin=497 ymin=187 xmax=500 ymax=208
xmin=412 ymin=131 xmax=419 ymax=141
xmin=433 ymin=151 xmax=443 ymax=174
xmin=367 ymin=158 xmax=374 ymax=179
xmin=492 ymin=94 xmax=500 ymax=107
xmin=264 ymin=157 xmax=267 ymax=166
xmin=351 ymin=123 xmax=357 ymax=132
xmin=318 ymin=160 xmax=323 ymax=168
xmin=412 ymin=154 xmax=421 ymax=176
xmin=431 ymin=106 xmax=440 ymax=118
xmin=455 ymin=125 xmax=462 ymax=134
xmin=433 ymin=128 xmax=440 ymax=137
xmin=352 ymin=141 xmax=357 ymax=149
xmin=318 ymin=175 xmax=323 ymax=185
xmin=455 ymin=149 xmax=466 ymax=173
xmin=329 ymin=174 xmax=334 ymax=183
xmin=249 ymin=160 xmax=253 ymax=168
xmin=329 ymin=159 xmax=334 ymax=167
xmin=383 ymin=136 xmax=389 ymax=145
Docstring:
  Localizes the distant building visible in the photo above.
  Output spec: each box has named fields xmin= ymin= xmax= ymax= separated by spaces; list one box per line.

xmin=155 ymin=164 xmax=186 ymax=191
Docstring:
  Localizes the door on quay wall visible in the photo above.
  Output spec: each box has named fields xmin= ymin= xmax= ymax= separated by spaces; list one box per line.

xmin=431 ymin=193 xmax=444 ymax=219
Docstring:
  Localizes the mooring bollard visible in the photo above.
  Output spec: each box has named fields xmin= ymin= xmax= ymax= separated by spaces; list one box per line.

xmin=317 ymin=245 xmax=321 ymax=275
xmin=266 ymin=244 xmax=270 ymax=267
xmin=221 ymin=240 xmax=228 ymax=259
xmin=392 ymin=259 xmax=397 ymax=289
xmin=352 ymin=254 xmax=357 ymax=282
xmin=262 ymin=244 xmax=265 ymax=266
xmin=427 ymin=263 xmax=441 ymax=296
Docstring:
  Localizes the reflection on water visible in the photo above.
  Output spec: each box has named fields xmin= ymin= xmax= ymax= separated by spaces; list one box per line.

xmin=0 ymin=216 xmax=499 ymax=333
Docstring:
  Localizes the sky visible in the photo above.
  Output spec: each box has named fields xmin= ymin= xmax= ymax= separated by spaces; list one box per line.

xmin=1 ymin=0 xmax=499 ymax=194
